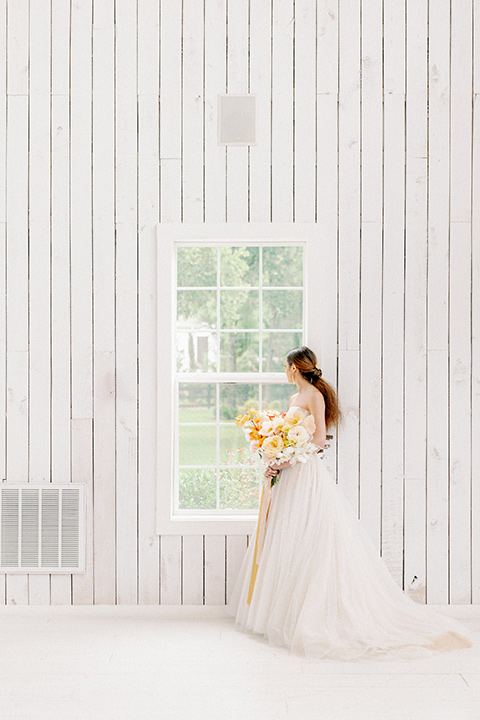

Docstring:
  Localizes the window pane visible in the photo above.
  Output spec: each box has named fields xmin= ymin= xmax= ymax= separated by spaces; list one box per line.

xmin=262 ymin=331 xmax=303 ymax=371
xmin=220 ymin=289 xmax=259 ymax=329
xmin=219 ymin=468 xmax=260 ymax=510
xmin=179 ymin=469 xmax=217 ymax=510
xmin=262 ymin=246 xmax=303 ymax=286
xmin=219 ymin=425 xmax=254 ymax=464
xmin=220 ymin=332 xmax=260 ymax=372
xmin=263 ymin=289 xmax=302 ymax=329
xmin=177 ymin=289 xmax=216 ymax=328
xmin=220 ymin=246 xmax=259 ymax=287
xmin=179 ymin=384 xmax=216 ymax=422
xmin=176 ymin=332 xmax=217 ymax=372
xmin=219 ymin=383 xmax=259 ymax=421
xmin=178 ymin=425 xmax=216 ymax=465
xmin=177 ymin=247 xmax=217 ymax=287
xmin=262 ymin=384 xmax=294 ymax=413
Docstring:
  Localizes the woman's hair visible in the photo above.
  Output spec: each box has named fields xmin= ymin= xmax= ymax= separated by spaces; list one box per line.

xmin=286 ymin=346 xmax=343 ymax=431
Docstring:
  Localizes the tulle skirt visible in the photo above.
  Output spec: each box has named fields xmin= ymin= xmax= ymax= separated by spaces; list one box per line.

xmin=226 ymin=454 xmax=474 ymax=661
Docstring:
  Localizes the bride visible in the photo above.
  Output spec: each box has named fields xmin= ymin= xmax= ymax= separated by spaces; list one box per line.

xmin=227 ymin=346 xmax=474 ymax=660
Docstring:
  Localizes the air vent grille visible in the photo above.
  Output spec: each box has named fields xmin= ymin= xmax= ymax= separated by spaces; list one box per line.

xmin=0 ymin=485 xmax=86 ymax=573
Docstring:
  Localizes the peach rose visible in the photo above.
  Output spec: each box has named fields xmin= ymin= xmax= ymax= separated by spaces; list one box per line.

xmin=261 ymin=434 xmax=284 ymax=459
xmin=301 ymin=414 xmax=316 ymax=435
xmin=287 ymin=425 xmax=309 ymax=445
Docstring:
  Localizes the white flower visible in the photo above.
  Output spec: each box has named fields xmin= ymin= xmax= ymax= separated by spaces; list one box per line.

xmin=287 ymin=425 xmax=309 ymax=445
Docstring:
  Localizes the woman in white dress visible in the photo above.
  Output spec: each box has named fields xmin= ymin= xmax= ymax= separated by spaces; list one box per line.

xmin=227 ymin=346 xmax=474 ymax=660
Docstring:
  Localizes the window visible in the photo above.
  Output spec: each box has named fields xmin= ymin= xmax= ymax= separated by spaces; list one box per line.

xmin=157 ymin=224 xmax=325 ymax=535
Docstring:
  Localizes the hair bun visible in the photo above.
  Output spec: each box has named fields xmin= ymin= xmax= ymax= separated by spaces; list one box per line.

xmin=314 ymin=365 xmax=322 ymax=377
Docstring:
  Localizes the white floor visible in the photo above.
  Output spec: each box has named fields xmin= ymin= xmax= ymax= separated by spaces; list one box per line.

xmin=0 ymin=605 xmax=479 ymax=720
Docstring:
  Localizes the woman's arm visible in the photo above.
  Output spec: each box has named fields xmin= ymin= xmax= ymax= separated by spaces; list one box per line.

xmin=308 ymin=391 xmax=327 ymax=449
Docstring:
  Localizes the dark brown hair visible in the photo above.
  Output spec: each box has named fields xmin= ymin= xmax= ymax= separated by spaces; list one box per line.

xmin=286 ymin=346 xmax=343 ymax=432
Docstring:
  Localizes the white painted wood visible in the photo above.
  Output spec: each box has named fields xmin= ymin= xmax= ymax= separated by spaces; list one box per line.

xmin=404 ymin=154 xmax=427 ymax=592
xmin=225 ymin=0 xmax=249 ymax=223
xmin=160 ymin=535 xmax=181 ymax=605
xmin=316 ymin=0 xmax=338 ymax=94
xmin=426 ymin=0 xmax=451 ymax=605
xmin=226 ymin=535 xmax=247 ymax=604
xmin=316 ymin=93 xmax=338 ymax=383
xmin=361 ymin=0 xmax=382 ymax=223
xmin=138 ymin=98 xmax=161 ymax=604
xmin=271 ymin=0 xmax=293 ymax=222
xmin=0 ymin=221 xmax=5 ymax=603
xmin=182 ymin=535 xmax=204 ymax=605
xmin=204 ymin=0 xmax=226 ymax=223
xmin=72 ymin=419 xmax=94 ymax=605
xmin=337 ymin=350 xmax=360 ymax=518
xmin=294 ymin=0 xmax=316 ymax=223
xmin=183 ymin=0 xmax=204 ymax=224
xmin=382 ymin=91 xmax=406 ymax=589
xmin=6 ymin=0 xmax=28 ymax=96
xmin=449 ymin=223 xmax=472 ymax=604
xmin=51 ymin=0 xmax=70 ymax=96
xmin=115 ymin=224 xmax=138 ymax=604
xmin=473 ymin=94 xmax=480 ymax=604
xmin=450 ymin=0 xmax=472 ymax=223
xmin=358 ymin=222 xmax=382 ymax=553
xmin=70 ymin=0 xmax=92 ymax=420
xmin=338 ymin=0 xmax=360 ymax=353
xmin=382 ymin=98 xmax=404 ymax=593
xmin=403 ymin=0 xmax=428 ymax=601
xmin=115 ymin=0 xmax=137 ymax=225
xmin=204 ymin=535 xmax=225 ymax=605
xmin=248 ymin=0 xmax=270 ymax=222
xmin=426 ymin=351 xmax=449 ymax=604
xmin=383 ymin=0 xmax=405 ymax=94
xmin=159 ymin=0 xmax=181 ymax=159
xmin=50 ymin=91 xmax=73 ymax=606
xmin=0 ymin=0 xmax=6 ymax=227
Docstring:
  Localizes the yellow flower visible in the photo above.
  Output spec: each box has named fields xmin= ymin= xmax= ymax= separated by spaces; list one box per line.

xmin=262 ymin=435 xmax=284 ymax=459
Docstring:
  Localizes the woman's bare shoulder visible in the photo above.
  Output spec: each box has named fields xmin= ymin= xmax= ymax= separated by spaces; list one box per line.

xmin=289 ymin=392 xmax=299 ymax=407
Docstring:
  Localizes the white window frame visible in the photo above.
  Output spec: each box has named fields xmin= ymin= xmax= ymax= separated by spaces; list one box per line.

xmin=156 ymin=223 xmax=325 ymax=535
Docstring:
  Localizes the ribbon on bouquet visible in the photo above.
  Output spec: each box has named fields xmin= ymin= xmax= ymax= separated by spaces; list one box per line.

xmin=246 ymin=473 xmax=274 ymax=605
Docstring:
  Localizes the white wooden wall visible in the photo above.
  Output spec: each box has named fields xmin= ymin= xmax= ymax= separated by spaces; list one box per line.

xmin=0 ymin=0 xmax=479 ymax=605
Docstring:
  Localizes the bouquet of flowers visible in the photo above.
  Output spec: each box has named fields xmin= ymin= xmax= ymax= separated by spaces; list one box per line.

xmin=236 ymin=405 xmax=323 ymax=485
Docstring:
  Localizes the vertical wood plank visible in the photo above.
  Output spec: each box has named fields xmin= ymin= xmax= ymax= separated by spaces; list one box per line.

xmin=183 ymin=0 xmax=204 ymax=223
xmin=115 ymin=0 xmax=138 ymax=603
xmin=337 ymin=0 xmax=360 ymax=514
xmin=358 ymin=0 xmax=382 ymax=552
xmin=404 ymin=0 xmax=428 ymax=598
xmin=6 ymin=0 xmax=28 ymax=96
xmin=92 ymin=2 xmax=116 ymax=605
xmin=70 ymin=0 xmax=93 ymax=420
xmin=382 ymin=0 xmax=405 ymax=595
xmin=115 ymin=0 xmax=137 ymax=225
xmin=271 ymin=0 xmax=293 ymax=222
xmin=27 ymin=0 xmax=52 ymax=606
xmin=160 ymin=535 xmax=182 ymax=605
xmin=426 ymin=0 xmax=450 ymax=604
xmin=115 ymin=225 xmax=138 ymax=604
xmin=160 ymin=0 xmax=182 ymax=223
xmin=182 ymin=535 xmax=204 ymax=604
xmin=225 ymin=0 xmax=248 ymax=222
xmin=294 ymin=0 xmax=316 ymax=222
xmin=248 ymin=0 xmax=270 ymax=222
xmin=382 ymin=90 xmax=405 ymax=587
xmin=449 ymin=224 xmax=472 ymax=603
xmin=204 ymin=535 xmax=225 ymax=605
xmin=204 ymin=0 xmax=226 ymax=223
xmin=472 ymin=94 xmax=480 ymax=603
xmin=226 ymin=535 xmax=247 ymax=604
xmin=317 ymin=0 xmax=338 ymax=94
xmin=138 ymin=92 xmax=160 ymax=604
xmin=72 ymin=418 xmax=94 ymax=604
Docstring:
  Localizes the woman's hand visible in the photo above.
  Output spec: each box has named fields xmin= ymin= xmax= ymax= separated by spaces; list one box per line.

xmin=264 ymin=460 xmax=291 ymax=479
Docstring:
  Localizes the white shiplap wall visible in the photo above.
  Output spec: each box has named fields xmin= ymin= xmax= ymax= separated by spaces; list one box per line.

xmin=0 ymin=0 xmax=479 ymax=605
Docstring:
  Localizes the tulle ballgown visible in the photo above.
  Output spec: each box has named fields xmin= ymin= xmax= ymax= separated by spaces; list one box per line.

xmin=227 ymin=408 xmax=474 ymax=661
